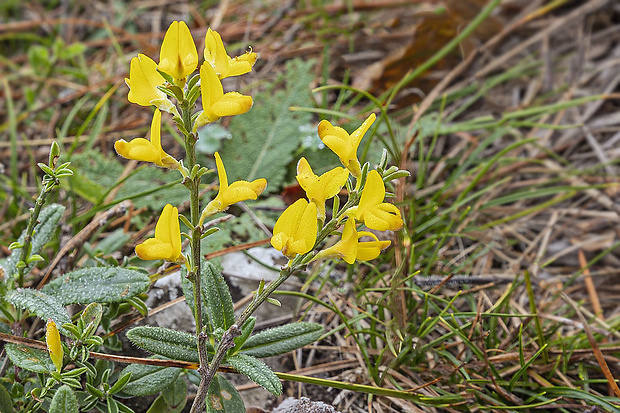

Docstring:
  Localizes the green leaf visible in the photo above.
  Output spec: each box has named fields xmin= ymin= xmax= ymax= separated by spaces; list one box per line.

xmin=5 ymin=344 xmax=56 ymax=373
xmin=0 ymin=204 xmax=65 ymax=279
xmin=125 ymin=326 xmax=201 ymax=362
xmin=120 ymin=364 xmax=181 ymax=397
xmin=205 ymin=374 xmax=245 ymax=413
xmin=226 ymin=354 xmax=281 ymax=395
xmin=162 ymin=376 xmax=187 ymax=409
xmin=0 ymin=383 xmax=13 ymax=413
xmin=204 ymin=262 xmax=235 ymax=331
xmin=109 ymin=372 xmax=132 ymax=394
xmin=147 ymin=395 xmax=185 ymax=413
xmin=8 ymin=289 xmax=71 ymax=334
xmin=220 ymin=59 xmax=315 ymax=192
xmin=41 ymin=267 xmax=150 ymax=305
xmin=240 ymin=322 xmax=323 ymax=358
xmin=49 ymin=385 xmax=78 ymax=413
xmin=232 ymin=317 xmax=255 ymax=352
xmin=80 ymin=303 xmax=103 ymax=337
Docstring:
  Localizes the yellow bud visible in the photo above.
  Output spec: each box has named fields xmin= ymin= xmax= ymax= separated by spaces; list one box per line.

xmin=46 ymin=319 xmax=63 ymax=373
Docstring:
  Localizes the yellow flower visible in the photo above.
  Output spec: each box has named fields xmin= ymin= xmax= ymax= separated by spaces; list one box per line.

xmin=316 ymin=219 xmax=391 ymax=264
xmin=355 ymin=231 xmax=392 ymax=261
xmin=204 ymin=28 xmax=257 ymax=79
xmin=126 ymin=54 xmax=174 ymax=113
xmin=135 ymin=204 xmax=183 ymax=262
xmin=202 ymin=152 xmax=267 ymax=218
xmin=46 ymin=319 xmax=63 ymax=373
xmin=271 ymin=199 xmax=318 ymax=258
xmin=114 ymin=109 xmax=177 ymax=168
xmin=195 ymin=62 xmax=253 ymax=128
xmin=296 ymin=157 xmax=348 ymax=221
xmin=158 ymin=21 xmax=198 ymax=82
xmin=347 ymin=170 xmax=403 ymax=231
xmin=318 ymin=113 xmax=376 ymax=178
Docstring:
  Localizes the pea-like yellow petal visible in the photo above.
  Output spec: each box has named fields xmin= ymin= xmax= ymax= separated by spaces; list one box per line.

xmin=114 ymin=110 xmax=176 ymax=168
xmin=221 ymin=180 xmax=267 ymax=207
xmin=204 ymin=28 xmax=257 ymax=79
xmin=356 ymin=231 xmax=391 ymax=261
xmin=135 ymin=204 xmax=182 ymax=262
xmin=316 ymin=219 xmax=358 ymax=264
xmin=202 ymin=152 xmax=267 ymax=217
xmin=197 ymin=63 xmax=253 ymax=127
xmin=348 ymin=170 xmax=403 ymax=231
xmin=46 ymin=319 xmax=63 ymax=373
xmin=228 ymin=52 xmax=257 ymax=77
xmin=127 ymin=54 xmax=173 ymax=112
xmin=210 ymin=92 xmax=253 ymax=118
xmin=158 ymin=21 xmax=198 ymax=82
xmin=296 ymin=158 xmax=348 ymax=220
xmin=114 ymin=138 xmax=160 ymax=164
xmin=271 ymin=199 xmax=317 ymax=257
xmin=317 ymin=114 xmax=375 ymax=177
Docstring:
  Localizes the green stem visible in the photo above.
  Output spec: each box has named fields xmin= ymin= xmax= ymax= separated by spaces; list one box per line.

xmin=198 ymin=191 xmax=363 ymax=394
xmin=16 ymin=184 xmax=52 ymax=288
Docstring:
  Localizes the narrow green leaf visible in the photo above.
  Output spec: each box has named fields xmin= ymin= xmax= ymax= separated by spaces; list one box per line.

xmin=0 ymin=382 xmax=13 ymax=413
xmin=8 ymin=289 xmax=71 ymax=335
xmin=5 ymin=344 xmax=55 ymax=373
xmin=42 ymin=267 xmax=150 ymax=305
xmin=232 ymin=317 xmax=255 ymax=353
xmin=0 ymin=204 xmax=65 ymax=279
xmin=240 ymin=322 xmax=323 ymax=358
xmin=226 ymin=354 xmax=282 ymax=396
xmin=204 ymin=262 xmax=235 ymax=331
xmin=120 ymin=364 xmax=181 ymax=397
xmin=49 ymin=385 xmax=78 ymax=413
xmin=206 ymin=374 xmax=245 ymax=413
xmin=109 ymin=372 xmax=132 ymax=394
xmin=126 ymin=326 xmax=201 ymax=362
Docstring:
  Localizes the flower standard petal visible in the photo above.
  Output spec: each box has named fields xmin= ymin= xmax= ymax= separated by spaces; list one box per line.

xmin=127 ymin=54 xmax=173 ymax=112
xmin=204 ymin=28 xmax=232 ymax=78
xmin=204 ymin=28 xmax=257 ymax=79
xmin=296 ymin=158 xmax=348 ymax=220
xmin=317 ymin=114 xmax=376 ymax=177
xmin=136 ymin=204 xmax=182 ymax=262
xmin=271 ymin=199 xmax=317 ymax=257
xmin=158 ymin=21 xmax=198 ymax=82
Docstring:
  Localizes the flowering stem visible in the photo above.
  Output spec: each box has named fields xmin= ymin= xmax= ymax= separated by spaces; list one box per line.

xmin=180 ymin=103 xmax=211 ymax=413
xmin=199 ymin=264 xmax=297 ymax=398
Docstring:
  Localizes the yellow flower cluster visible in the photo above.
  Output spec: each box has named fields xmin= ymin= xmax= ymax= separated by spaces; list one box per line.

xmin=271 ymin=115 xmax=403 ymax=264
xmin=116 ymin=21 xmax=263 ymax=263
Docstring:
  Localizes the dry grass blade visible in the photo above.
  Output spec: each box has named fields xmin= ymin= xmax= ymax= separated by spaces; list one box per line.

xmin=562 ymin=292 xmax=620 ymax=398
